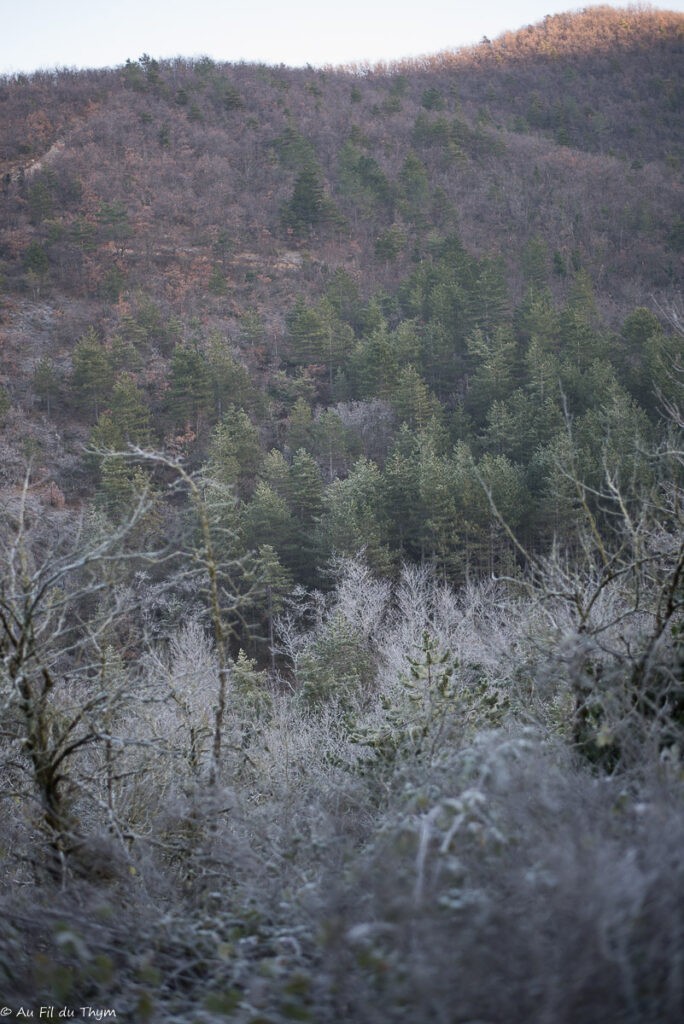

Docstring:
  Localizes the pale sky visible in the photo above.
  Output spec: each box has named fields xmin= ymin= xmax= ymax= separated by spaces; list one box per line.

xmin=1 ymin=0 xmax=682 ymax=74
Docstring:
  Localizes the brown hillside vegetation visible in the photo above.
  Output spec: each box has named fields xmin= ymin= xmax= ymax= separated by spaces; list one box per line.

xmin=0 ymin=15 xmax=680 ymax=320
xmin=391 ymin=5 xmax=684 ymax=160
xmin=0 ymin=7 xmax=681 ymax=509
xmin=441 ymin=4 xmax=683 ymax=61
xmin=1 ymin=8 xmax=684 ymax=1022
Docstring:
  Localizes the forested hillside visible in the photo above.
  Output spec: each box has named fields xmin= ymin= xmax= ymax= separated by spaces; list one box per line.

xmin=1 ymin=6 xmax=683 ymax=1021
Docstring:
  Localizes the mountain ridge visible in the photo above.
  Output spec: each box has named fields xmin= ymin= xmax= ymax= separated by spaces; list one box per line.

xmin=0 ymin=5 xmax=681 ymax=522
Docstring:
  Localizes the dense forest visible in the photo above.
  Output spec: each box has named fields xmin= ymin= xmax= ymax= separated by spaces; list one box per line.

xmin=1 ymin=6 xmax=683 ymax=1021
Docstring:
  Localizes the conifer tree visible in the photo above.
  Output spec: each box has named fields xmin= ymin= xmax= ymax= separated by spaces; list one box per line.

xmin=286 ymin=449 xmax=324 ymax=582
xmin=287 ymin=397 xmax=315 ymax=454
xmin=242 ymin=481 xmax=296 ymax=565
xmin=398 ymin=151 xmax=430 ymax=226
xmin=71 ymin=328 xmax=114 ymax=420
xmin=282 ymin=166 xmax=338 ymax=237
xmin=312 ymin=408 xmax=351 ymax=483
xmin=207 ymin=336 xmax=258 ymax=417
xmin=287 ymin=449 xmax=323 ymax=526
xmin=109 ymin=372 xmax=152 ymax=445
xmin=206 ymin=407 xmax=263 ymax=499
xmin=317 ymin=457 xmax=391 ymax=573
xmin=465 ymin=325 xmax=517 ymax=419
xmin=390 ymin=364 xmax=442 ymax=430
xmin=381 ymin=425 xmax=425 ymax=560
xmin=252 ymin=543 xmax=293 ymax=670
xmin=287 ymin=298 xmax=329 ymax=367
xmin=168 ymin=344 xmax=213 ymax=434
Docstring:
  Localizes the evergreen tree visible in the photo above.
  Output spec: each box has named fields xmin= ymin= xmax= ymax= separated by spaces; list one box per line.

xmin=337 ymin=141 xmax=393 ymax=220
xmin=324 ymin=268 xmax=364 ymax=332
xmin=525 ymin=334 xmax=561 ymax=407
xmin=521 ymin=236 xmax=549 ymax=290
xmin=71 ymin=328 xmax=114 ymax=420
xmin=515 ymin=287 xmax=559 ymax=348
xmin=287 ymin=397 xmax=315 ymax=454
xmin=470 ymin=257 xmax=511 ymax=335
xmin=206 ymin=407 xmax=263 ymax=499
xmin=465 ymin=325 xmax=517 ymax=420
xmin=468 ymin=451 xmax=528 ymax=576
xmin=312 ymin=408 xmax=351 ymax=483
xmin=398 ymin=151 xmax=430 ymax=226
xmin=485 ymin=389 xmax=561 ymax=464
xmin=263 ymin=448 xmax=291 ymax=498
xmin=0 ymin=385 xmax=10 ymax=424
xmin=287 ymin=449 xmax=324 ymax=582
xmin=207 ymin=337 xmax=259 ymax=418
xmin=168 ymin=345 xmax=213 ymax=434
xmin=97 ymin=460 xmax=153 ymax=523
xmin=242 ymin=481 xmax=296 ymax=563
xmin=239 ymin=310 xmax=267 ymax=351
xmin=619 ymin=308 xmax=673 ymax=413
xmin=23 ymin=241 xmax=50 ymax=295
xmin=110 ymin=333 xmax=143 ymax=373
xmin=317 ymin=457 xmax=391 ymax=573
xmin=251 ymin=543 xmax=293 ymax=671
xmin=286 ymin=298 xmax=329 ymax=367
xmin=349 ymin=319 xmax=420 ymax=401
xmin=389 ymin=364 xmax=442 ymax=430
xmin=109 ymin=372 xmax=152 ymax=445
xmin=576 ymin=381 xmax=654 ymax=492
xmin=282 ymin=166 xmax=338 ymax=237
xmin=287 ymin=449 xmax=323 ymax=526
xmin=381 ymin=425 xmax=425 ymax=560
xmin=418 ymin=441 xmax=462 ymax=581
xmin=297 ymin=610 xmax=376 ymax=708
xmin=286 ymin=298 xmax=354 ymax=392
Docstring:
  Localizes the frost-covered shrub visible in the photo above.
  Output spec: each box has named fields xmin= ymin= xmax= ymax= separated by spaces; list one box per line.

xmin=315 ymin=732 xmax=684 ymax=1024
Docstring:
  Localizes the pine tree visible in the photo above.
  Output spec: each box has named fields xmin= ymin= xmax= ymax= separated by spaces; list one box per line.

xmin=0 ymin=385 xmax=10 ymax=424
xmin=317 ymin=458 xmax=391 ymax=573
xmin=71 ymin=328 xmax=114 ymax=420
xmin=390 ymin=365 xmax=442 ymax=430
xmin=242 ymin=481 xmax=296 ymax=564
xmin=251 ymin=544 xmax=293 ymax=671
xmin=381 ymin=425 xmax=425 ymax=560
xmin=521 ymin=236 xmax=549 ymax=290
xmin=109 ymin=372 xmax=152 ymax=444
xmin=287 ymin=397 xmax=315 ymax=454
xmin=470 ymin=256 xmax=510 ymax=335
xmin=287 ymin=298 xmax=329 ymax=367
xmin=398 ymin=151 xmax=430 ymax=226
xmin=207 ymin=335 xmax=258 ymax=417
xmin=286 ymin=449 xmax=324 ymax=582
xmin=206 ymin=408 xmax=263 ymax=499
xmin=418 ymin=441 xmax=462 ymax=580
xmin=312 ymin=408 xmax=351 ymax=483
xmin=287 ymin=449 xmax=323 ymax=527
xmin=168 ymin=344 xmax=213 ymax=434
xmin=465 ymin=325 xmax=517 ymax=420
xmin=282 ymin=166 xmax=338 ymax=237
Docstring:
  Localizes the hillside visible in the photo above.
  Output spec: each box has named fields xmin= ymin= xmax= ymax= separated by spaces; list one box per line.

xmin=0 ymin=10 xmax=683 ymax=1021
xmin=409 ymin=5 xmax=684 ymax=161
xmin=0 ymin=10 xmax=680 ymax=466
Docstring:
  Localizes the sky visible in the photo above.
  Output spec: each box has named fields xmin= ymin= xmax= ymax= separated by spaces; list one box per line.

xmin=2 ymin=0 xmax=683 ymax=74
